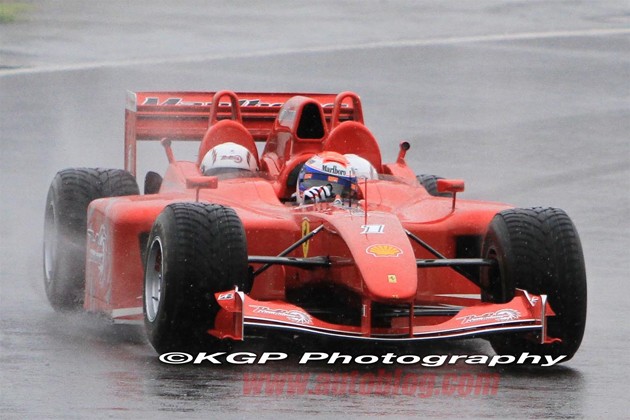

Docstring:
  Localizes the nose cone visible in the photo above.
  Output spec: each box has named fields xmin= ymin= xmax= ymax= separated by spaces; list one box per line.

xmin=330 ymin=213 xmax=418 ymax=301
xmin=358 ymin=241 xmax=418 ymax=301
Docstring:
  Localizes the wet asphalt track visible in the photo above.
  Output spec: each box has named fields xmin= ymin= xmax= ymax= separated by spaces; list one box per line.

xmin=1 ymin=1 xmax=629 ymax=418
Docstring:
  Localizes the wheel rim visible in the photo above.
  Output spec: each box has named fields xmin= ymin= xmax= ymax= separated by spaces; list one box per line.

xmin=145 ymin=236 xmax=163 ymax=323
xmin=43 ymin=202 xmax=57 ymax=285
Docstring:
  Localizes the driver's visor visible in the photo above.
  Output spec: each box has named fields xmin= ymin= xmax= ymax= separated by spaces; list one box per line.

xmin=299 ymin=172 xmax=357 ymax=197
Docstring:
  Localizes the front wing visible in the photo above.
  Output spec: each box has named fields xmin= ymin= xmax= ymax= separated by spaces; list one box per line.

xmin=209 ymin=289 xmax=558 ymax=343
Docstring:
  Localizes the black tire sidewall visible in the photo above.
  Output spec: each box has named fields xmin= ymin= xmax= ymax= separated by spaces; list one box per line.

xmin=480 ymin=215 xmax=516 ymax=303
xmin=143 ymin=208 xmax=180 ymax=350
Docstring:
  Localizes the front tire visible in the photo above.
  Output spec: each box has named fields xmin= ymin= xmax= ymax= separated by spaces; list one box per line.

xmin=143 ymin=202 xmax=249 ymax=353
xmin=43 ymin=168 xmax=139 ymax=311
xmin=481 ymin=207 xmax=587 ymax=362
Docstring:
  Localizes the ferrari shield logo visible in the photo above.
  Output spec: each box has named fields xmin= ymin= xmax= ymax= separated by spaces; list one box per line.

xmin=388 ymin=275 xmax=397 ymax=283
xmin=301 ymin=218 xmax=310 ymax=257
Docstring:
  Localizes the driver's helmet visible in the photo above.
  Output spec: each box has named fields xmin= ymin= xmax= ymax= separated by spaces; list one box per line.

xmin=200 ymin=142 xmax=258 ymax=176
xmin=344 ymin=154 xmax=378 ymax=180
xmin=297 ymin=151 xmax=357 ymax=203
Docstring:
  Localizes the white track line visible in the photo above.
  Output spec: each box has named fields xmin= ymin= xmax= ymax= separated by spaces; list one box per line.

xmin=2 ymin=28 xmax=629 ymax=77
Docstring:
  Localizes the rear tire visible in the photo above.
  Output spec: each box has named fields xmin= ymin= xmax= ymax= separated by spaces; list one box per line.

xmin=43 ymin=168 xmax=139 ymax=311
xmin=481 ymin=207 xmax=587 ymax=362
xmin=416 ymin=174 xmax=452 ymax=197
xmin=143 ymin=202 xmax=249 ymax=353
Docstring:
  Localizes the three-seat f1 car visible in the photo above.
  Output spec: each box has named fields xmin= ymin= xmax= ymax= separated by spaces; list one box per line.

xmin=44 ymin=90 xmax=587 ymax=362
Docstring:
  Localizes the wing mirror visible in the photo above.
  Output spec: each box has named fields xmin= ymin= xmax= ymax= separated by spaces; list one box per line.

xmin=186 ymin=176 xmax=218 ymax=201
xmin=436 ymin=179 xmax=464 ymax=194
xmin=437 ymin=179 xmax=465 ymax=210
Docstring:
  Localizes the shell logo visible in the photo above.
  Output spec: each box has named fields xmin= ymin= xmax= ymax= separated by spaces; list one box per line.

xmin=366 ymin=244 xmax=403 ymax=257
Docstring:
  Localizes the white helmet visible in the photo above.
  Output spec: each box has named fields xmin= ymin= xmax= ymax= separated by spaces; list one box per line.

xmin=344 ymin=154 xmax=378 ymax=180
xmin=200 ymin=142 xmax=258 ymax=176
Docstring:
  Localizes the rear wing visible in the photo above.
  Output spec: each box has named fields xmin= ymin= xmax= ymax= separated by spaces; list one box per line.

xmin=124 ymin=91 xmax=354 ymax=175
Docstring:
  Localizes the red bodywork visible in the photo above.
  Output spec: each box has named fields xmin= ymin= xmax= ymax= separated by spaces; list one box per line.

xmin=85 ymin=90 xmax=555 ymax=342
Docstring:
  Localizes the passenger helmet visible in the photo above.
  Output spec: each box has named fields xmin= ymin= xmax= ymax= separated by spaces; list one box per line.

xmin=344 ymin=154 xmax=378 ymax=180
xmin=200 ymin=142 xmax=258 ymax=176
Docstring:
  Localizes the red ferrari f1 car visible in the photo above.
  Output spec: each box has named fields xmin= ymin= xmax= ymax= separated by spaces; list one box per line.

xmin=44 ymin=90 xmax=587 ymax=361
